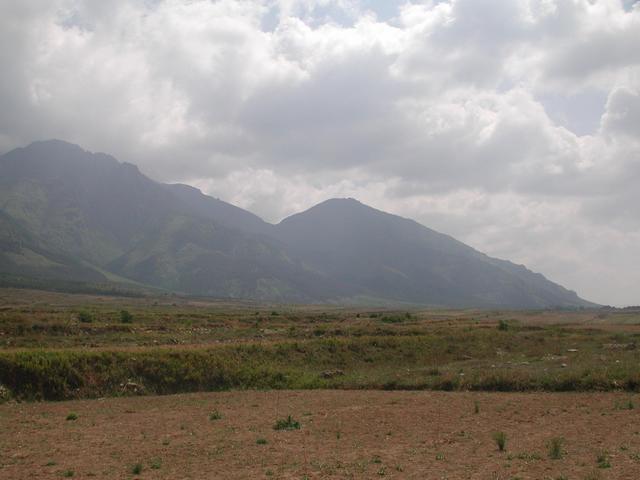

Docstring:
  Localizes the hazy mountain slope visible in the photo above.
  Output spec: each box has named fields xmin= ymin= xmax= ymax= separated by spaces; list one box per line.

xmin=0 ymin=210 xmax=106 ymax=283
xmin=165 ymin=183 xmax=273 ymax=236
xmin=107 ymin=214 xmax=346 ymax=301
xmin=275 ymin=199 xmax=592 ymax=308
xmin=0 ymin=140 xmax=342 ymax=301
xmin=0 ymin=140 xmax=594 ymax=307
xmin=0 ymin=140 xmax=177 ymax=266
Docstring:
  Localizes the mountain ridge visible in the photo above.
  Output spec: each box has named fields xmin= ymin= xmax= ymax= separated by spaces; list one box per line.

xmin=0 ymin=140 xmax=595 ymax=308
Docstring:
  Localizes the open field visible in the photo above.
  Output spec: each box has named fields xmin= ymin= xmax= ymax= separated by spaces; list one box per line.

xmin=1 ymin=288 xmax=640 ymax=478
xmin=1 ymin=289 xmax=640 ymax=401
xmin=3 ymin=390 xmax=640 ymax=479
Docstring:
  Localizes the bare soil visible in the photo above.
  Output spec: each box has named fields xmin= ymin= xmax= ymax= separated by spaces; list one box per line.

xmin=2 ymin=391 xmax=640 ymax=479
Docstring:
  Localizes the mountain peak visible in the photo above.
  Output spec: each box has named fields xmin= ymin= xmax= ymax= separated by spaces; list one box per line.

xmin=314 ymin=197 xmax=366 ymax=209
xmin=30 ymin=138 xmax=83 ymax=149
xmin=1 ymin=139 xmax=130 ymax=179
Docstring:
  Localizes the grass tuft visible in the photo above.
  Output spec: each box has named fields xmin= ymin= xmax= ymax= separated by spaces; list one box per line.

xmin=493 ymin=431 xmax=507 ymax=451
xmin=274 ymin=415 xmax=300 ymax=431
xmin=596 ymin=451 xmax=611 ymax=468
xmin=548 ymin=437 xmax=564 ymax=459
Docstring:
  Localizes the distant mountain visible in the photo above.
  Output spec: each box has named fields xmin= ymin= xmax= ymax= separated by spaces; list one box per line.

xmin=276 ymin=199 xmax=590 ymax=308
xmin=165 ymin=183 xmax=273 ymax=236
xmin=0 ymin=140 xmax=595 ymax=308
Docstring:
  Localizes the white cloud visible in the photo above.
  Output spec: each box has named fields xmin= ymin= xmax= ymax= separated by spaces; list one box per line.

xmin=0 ymin=0 xmax=639 ymax=305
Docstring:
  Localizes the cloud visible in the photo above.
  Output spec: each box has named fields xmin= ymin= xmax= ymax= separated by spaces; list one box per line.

xmin=0 ymin=0 xmax=639 ymax=305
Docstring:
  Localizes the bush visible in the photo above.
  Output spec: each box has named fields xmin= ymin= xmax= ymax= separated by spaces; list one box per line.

xmin=498 ymin=320 xmax=509 ymax=331
xmin=66 ymin=412 xmax=78 ymax=421
xmin=209 ymin=410 xmax=222 ymax=420
xmin=274 ymin=415 xmax=300 ymax=431
xmin=120 ymin=310 xmax=133 ymax=323
xmin=77 ymin=311 xmax=93 ymax=323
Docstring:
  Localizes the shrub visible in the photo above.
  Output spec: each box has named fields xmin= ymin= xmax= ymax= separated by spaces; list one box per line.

xmin=548 ymin=437 xmax=564 ymax=459
xmin=381 ymin=315 xmax=404 ymax=324
xmin=274 ymin=415 xmax=300 ymax=431
xmin=597 ymin=451 xmax=611 ymax=468
xmin=77 ymin=311 xmax=93 ymax=323
xmin=209 ymin=410 xmax=222 ymax=420
xmin=615 ymin=399 xmax=634 ymax=410
xmin=493 ymin=431 xmax=507 ymax=451
xmin=256 ymin=438 xmax=268 ymax=445
xmin=498 ymin=320 xmax=509 ymax=331
xmin=66 ymin=412 xmax=78 ymax=421
xmin=131 ymin=463 xmax=143 ymax=474
xmin=63 ymin=470 xmax=74 ymax=477
xmin=474 ymin=400 xmax=480 ymax=414
xmin=120 ymin=310 xmax=133 ymax=324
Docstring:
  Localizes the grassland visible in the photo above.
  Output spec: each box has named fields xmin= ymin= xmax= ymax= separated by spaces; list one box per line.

xmin=1 ymin=288 xmax=639 ymax=401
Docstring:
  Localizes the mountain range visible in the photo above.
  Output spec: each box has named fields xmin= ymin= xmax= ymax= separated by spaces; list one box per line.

xmin=0 ymin=140 xmax=594 ymax=308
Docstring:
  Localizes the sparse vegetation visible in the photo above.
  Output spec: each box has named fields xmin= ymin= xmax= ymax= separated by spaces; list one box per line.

xmin=493 ymin=431 xmax=507 ymax=451
xmin=508 ymin=452 xmax=541 ymax=461
xmin=274 ymin=415 xmax=300 ymax=431
xmin=548 ymin=437 xmax=564 ymax=459
xmin=596 ymin=451 xmax=611 ymax=468
xmin=120 ymin=310 xmax=133 ymax=324
xmin=0 ymin=289 xmax=639 ymax=404
xmin=615 ymin=399 xmax=634 ymax=410
xmin=77 ymin=311 xmax=93 ymax=323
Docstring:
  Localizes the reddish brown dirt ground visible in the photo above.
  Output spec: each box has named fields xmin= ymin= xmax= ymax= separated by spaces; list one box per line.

xmin=2 ymin=391 xmax=640 ymax=479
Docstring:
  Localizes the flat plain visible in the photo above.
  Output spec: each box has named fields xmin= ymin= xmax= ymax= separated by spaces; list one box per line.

xmin=1 ymin=288 xmax=640 ymax=479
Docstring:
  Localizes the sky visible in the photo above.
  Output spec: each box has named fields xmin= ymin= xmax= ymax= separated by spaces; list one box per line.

xmin=0 ymin=0 xmax=639 ymax=306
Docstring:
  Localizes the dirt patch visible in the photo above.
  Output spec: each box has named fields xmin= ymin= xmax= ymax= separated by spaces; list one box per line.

xmin=2 ymin=391 xmax=640 ymax=479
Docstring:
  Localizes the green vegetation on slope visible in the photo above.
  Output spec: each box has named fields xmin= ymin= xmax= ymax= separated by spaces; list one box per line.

xmin=0 ymin=289 xmax=636 ymax=401
xmin=2 ymin=330 xmax=640 ymax=400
